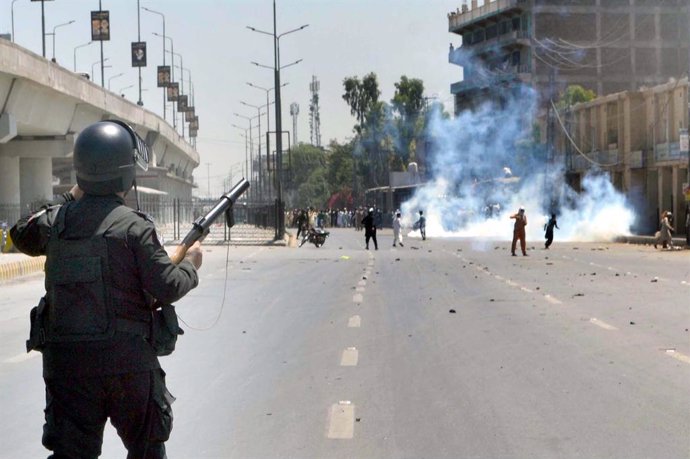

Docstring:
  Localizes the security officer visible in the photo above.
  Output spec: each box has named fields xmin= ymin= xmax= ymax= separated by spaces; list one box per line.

xmin=11 ymin=120 xmax=202 ymax=459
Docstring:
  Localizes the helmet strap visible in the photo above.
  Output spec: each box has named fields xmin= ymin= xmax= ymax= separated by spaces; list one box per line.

xmin=133 ymin=178 xmax=141 ymax=211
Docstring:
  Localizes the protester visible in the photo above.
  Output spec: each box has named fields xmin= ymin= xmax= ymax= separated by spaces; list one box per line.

xmin=510 ymin=206 xmax=528 ymax=256
xmin=655 ymin=210 xmax=674 ymax=249
xmin=544 ymin=213 xmax=559 ymax=249
xmin=392 ymin=211 xmax=404 ymax=247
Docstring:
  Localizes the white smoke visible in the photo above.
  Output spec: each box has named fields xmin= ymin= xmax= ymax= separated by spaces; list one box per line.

xmin=402 ymin=88 xmax=635 ymax=243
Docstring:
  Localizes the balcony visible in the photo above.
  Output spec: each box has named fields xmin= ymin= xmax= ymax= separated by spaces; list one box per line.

xmin=653 ymin=142 xmax=683 ymax=163
xmin=448 ymin=0 xmax=527 ymax=32
xmin=450 ymin=65 xmax=531 ymax=94
xmin=450 ymin=30 xmax=530 ymax=65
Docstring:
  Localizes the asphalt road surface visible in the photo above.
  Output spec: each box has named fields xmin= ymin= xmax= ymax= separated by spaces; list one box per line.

xmin=1 ymin=228 xmax=689 ymax=459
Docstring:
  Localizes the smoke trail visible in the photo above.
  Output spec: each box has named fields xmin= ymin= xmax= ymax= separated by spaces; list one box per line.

xmin=401 ymin=87 xmax=635 ymax=243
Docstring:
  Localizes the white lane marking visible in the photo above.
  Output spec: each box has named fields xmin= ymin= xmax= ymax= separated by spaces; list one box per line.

xmin=357 ymin=280 xmax=367 ymax=287
xmin=340 ymin=347 xmax=359 ymax=366
xmin=589 ymin=318 xmax=618 ymax=330
xmin=348 ymin=315 xmax=361 ymax=328
xmin=327 ymin=401 xmax=355 ymax=439
xmin=353 ymin=293 xmax=363 ymax=304
xmin=665 ymin=350 xmax=690 ymax=365
xmin=494 ymin=275 xmax=504 ymax=281
xmin=355 ymin=286 xmax=365 ymax=292
xmin=544 ymin=294 xmax=562 ymax=305
xmin=505 ymin=280 xmax=519 ymax=287
xmin=520 ymin=287 xmax=533 ymax=293
xmin=3 ymin=351 xmax=41 ymax=364
xmin=367 ymin=261 xmax=374 ymax=266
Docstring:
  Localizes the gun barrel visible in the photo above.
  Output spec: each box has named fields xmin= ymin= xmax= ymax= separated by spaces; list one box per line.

xmin=177 ymin=178 xmax=250 ymax=251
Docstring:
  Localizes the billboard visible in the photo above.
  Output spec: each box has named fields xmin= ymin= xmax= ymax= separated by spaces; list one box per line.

xmin=91 ymin=11 xmax=110 ymax=41
xmin=166 ymin=83 xmax=179 ymax=102
xmin=177 ymin=95 xmax=188 ymax=112
xmin=131 ymin=42 xmax=147 ymax=67
xmin=157 ymin=65 xmax=171 ymax=87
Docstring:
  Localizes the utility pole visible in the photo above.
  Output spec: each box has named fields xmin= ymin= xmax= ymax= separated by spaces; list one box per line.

xmin=99 ymin=0 xmax=105 ymax=88
xmin=206 ymin=162 xmax=211 ymax=198
xmin=546 ymin=69 xmax=556 ymax=211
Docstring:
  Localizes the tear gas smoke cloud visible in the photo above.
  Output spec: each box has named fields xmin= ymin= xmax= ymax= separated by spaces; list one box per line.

xmin=401 ymin=86 xmax=635 ymax=243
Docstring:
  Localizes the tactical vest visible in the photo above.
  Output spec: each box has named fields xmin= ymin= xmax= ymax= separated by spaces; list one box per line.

xmin=43 ymin=203 xmax=150 ymax=343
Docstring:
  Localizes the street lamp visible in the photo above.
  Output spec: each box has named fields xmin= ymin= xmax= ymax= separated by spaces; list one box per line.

xmin=247 ymin=10 xmax=309 ymax=238
xmin=73 ymin=41 xmax=92 ymax=72
xmin=234 ymin=112 xmax=264 ymax=202
xmin=108 ymin=72 xmax=124 ymax=91
xmin=119 ymin=84 xmax=134 ymax=95
xmin=172 ymin=52 xmax=186 ymax=138
xmin=231 ymin=124 xmax=250 ymax=184
xmin=142 ymin=6 xmax=166 ymax=120
xmin=92 ymin=58 xmax=109 ymax=80
xmin=153 ymin=32 xmax=176 ymax=130
xmin=11 ymin=0 xmax=22 ymax=43
xmin=48 ymin=20 xmax=75 ymax=62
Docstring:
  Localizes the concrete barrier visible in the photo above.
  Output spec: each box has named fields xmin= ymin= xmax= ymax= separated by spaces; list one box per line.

xmin=0 ymin=256 xmax=45 ymax=282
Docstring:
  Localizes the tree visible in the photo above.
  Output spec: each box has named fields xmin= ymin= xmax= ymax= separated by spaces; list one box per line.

xmin=391 ymin=76 xmax=425 ymax=166
xmin=342 ymin=73 xmax=381 ymax=134
xmin=556 ymin=85 xmax=596 ymax=110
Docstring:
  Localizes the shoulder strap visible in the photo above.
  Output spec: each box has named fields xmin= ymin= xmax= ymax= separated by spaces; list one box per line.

xmin=95 ymin=205 xmax=135 ymax=237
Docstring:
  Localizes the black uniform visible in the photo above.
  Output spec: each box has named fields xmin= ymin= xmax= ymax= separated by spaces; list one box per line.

xmin=11 ymin=192 xmax=199 ymax=459
xmin=361 ymin=213 xmax=378 ymax=250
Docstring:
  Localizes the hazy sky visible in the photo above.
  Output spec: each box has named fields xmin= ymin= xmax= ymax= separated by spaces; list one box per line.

xmin=5 ymin=0 xmax=466 ymax=195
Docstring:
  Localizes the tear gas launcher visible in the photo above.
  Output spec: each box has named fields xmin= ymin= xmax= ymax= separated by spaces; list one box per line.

xmin=170 ymin=178 xmax=250 ymax=264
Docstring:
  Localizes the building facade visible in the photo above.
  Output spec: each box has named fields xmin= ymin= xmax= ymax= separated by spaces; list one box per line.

xmin=448 ymin=0 xmax=690 ymax=113
xmin=553 ymin=78 xmax=689 ymax=235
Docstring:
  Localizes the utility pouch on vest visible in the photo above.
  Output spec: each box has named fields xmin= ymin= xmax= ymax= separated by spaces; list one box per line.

xmin=151 ymin=304 xmax=184 ymax=356
xmin=43 ymin=204 xmax=139 ymax=343
xmin=26 ymin=296 xmax=47 ymax=353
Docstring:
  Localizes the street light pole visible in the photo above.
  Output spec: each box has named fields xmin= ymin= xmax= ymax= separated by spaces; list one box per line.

xmin=173 ymin=52 xmax=185 ymax=138
xmin=241 ymin=101 xmax=263 ymax=202
xmin=108 ymin=72 xmax=124 ymax=91
xmin=99 ymin=0 xmax=105 ymax=87
xmin=11 ymin=0 xmax=21 ymax=43
xmin=154 ymin=33 xmax=176 ymax=130
xmin=73 ymin=40 xmax=92 ymax=72
xmin=40 ymin=0 xmax=46 ymax=57
xmin=142 ymin=6 xmax=166 ymax=120
xmin=92 ymin=58 xmax=109 ymax=80
xmin=49 ymin=20 xmax=75 ymax=62
xmin=232 ymin=124 xmax=250 ymax=188
xmin=247 ymin=7 xmax=308 ymax=238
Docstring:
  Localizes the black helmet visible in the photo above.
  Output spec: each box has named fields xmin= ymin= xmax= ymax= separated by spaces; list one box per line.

xmin=74 ymin=120 xmax=150 ymax=195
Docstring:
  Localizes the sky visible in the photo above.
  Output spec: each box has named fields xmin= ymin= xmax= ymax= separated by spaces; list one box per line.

xmin=4 ymin=0 xmax=466 ymax=196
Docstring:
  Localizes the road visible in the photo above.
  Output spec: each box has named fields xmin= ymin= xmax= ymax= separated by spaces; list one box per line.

xmin=1 ymin=228 xmax=689 ymax=459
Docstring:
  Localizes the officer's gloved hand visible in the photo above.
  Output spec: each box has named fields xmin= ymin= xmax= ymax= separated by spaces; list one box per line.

xmin=69 ymin=184 xmax=84 ymax=200
xmin=185 ymin=241 xmax=203 ymax=270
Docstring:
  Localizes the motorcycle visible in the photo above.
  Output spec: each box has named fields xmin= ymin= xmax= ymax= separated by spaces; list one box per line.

xmin=299 ymin=227 xmax=330 ymax=248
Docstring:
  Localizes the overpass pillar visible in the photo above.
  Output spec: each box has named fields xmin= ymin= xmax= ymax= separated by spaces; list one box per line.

xmin=0 ymin=156 xmax=20 ymax=220
xmin=19 ymin=158 xmax=53 ymax=214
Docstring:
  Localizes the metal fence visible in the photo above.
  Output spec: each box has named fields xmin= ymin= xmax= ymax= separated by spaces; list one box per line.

xmin=136 ymin=194 xmax=281 ymax=245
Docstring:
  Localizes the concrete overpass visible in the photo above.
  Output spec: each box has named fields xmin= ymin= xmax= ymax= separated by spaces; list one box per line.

xmin=0 ymin=38 xmax=199 ymax=223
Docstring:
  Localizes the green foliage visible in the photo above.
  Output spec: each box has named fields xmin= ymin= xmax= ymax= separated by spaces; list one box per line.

xmin=391 ymin=76 xmax=425 ymax=166
xmin=295 ymin=167 xmax=330 ymax=209
xmin=556 ymin=85 xmax=596 ymax=110
xmin=342 ymin=73 xmax=381 ymax=134
xmin=289 ymin=143 xmax=327 ymax=187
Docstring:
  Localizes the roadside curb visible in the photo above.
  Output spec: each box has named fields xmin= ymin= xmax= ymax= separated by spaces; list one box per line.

xmin=0 ymin=256 xmax=45 ymax=282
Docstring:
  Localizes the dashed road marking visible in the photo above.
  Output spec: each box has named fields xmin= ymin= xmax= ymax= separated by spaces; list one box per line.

xmin=348 ymin=315 xmax=361 ymax=328
xmin=340 ymin=347 xmax=359 ymax=366
xmin=357 ymin=280 xmax=366 ymax=287
xmin=3 ymin=351 xmax=40 ymax=364
xmin=589 ymin=318 xmax=618 ymax=330
xmin=327 ymin=401 xmax=355 ymax=439
xmin=353 ymin=293 xmax=363 ymax=304
xmin=494 ymin=275 xmax=504 ymax=281
xmin=665 ymin=350 xmax=690 ymax=365
xmin=520 ymin=287 xmax=533 ymax=293
xmin=544 ymin=294 xmax=562 ymax=305
xmin=355 ymin=286 xmax=365 ymax=292
xmin=506 ymin=280 xmax=519 ymax=287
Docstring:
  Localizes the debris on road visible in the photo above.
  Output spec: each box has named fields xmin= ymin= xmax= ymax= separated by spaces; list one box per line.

xmin=630 ymin=321 xmax=636 ymax=325
xmin=395 ymin=258 xmax=400 ymax=261
xmin=449 ymin=309 xmax=456 ymax=314
xmin=651 ymin=277 xmax=658 ymax=283
xmin=573 ymin=293 xmax=585 ymax=297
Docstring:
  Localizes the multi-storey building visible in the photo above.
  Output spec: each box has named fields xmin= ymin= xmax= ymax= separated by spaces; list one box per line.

xmin=553 ymin=77 xmax=689 ymax=234
xmin=448 ymin=0 xmax=690 ymax=114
